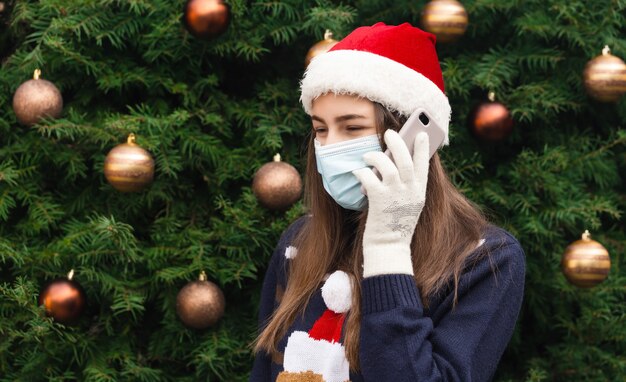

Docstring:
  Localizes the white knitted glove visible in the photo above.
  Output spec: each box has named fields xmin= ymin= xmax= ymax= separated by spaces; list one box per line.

xmin=352 ymin=129 xmax=430 ymax=278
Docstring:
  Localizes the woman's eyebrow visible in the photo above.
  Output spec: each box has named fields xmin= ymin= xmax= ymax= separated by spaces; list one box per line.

xmin=311 ymin=114 xmax=367 ymax=123
xmin=336 ymin=114 xmax=367 ymax=122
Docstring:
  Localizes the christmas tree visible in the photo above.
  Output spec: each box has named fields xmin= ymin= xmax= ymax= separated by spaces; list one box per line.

xmin=0 ymin=0 xmax=624 ymax=381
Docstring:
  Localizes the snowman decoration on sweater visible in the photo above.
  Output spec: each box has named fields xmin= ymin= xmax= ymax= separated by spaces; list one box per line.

xmin=277 ymin=270 xmax=353 ymax=382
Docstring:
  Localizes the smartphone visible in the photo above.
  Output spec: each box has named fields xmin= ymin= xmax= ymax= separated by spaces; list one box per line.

xmin=361 ymin=108 xmax=446 ymax=193
xmin=391 ymin=108 xmax=446 ymax=160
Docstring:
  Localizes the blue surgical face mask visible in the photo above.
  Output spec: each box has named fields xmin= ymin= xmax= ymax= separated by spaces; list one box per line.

xmin=314 ymin=134 xmax=382 ymax=210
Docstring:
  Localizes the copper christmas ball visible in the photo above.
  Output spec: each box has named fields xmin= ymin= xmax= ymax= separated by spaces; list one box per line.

xmin=38 ymin=270 xmax=86 ymax=325
xmin=561 ymin=230 xmax=611 ymax=288
xmin=583 ymin=46 xmax=626 ymax=102
xmin=176 ymin=272 xmax=225 ymax=329
xmin=0 ymin=3 xmax=5 ymax=13
xmin=305 ymin=30 xmax=339 ymax=68
xmin=183 ymin=0 xmax=231 ymax=40
xmin=467 ymin=92 xmax=514 ymax=142
xmin=421 ymin=0 xmax=468 ymax=43
xmin=104 ymin=134 xmax=155 ymax=192
xmin=252 ymin=154 xmax=302 ymax=211
xmin=12 ymin=69 xmax=63 ymax=126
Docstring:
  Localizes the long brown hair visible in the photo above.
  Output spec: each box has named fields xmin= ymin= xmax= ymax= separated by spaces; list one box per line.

xmin=253 ymin=101 xmax=492 ymax=371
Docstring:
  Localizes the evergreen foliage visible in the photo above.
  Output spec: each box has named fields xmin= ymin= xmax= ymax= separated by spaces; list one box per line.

xmin=0 ymin=0 xmax=624 ymax=380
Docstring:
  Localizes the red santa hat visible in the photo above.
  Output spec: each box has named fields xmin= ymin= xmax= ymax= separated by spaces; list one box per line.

xmin=300 ymin=22 xmax=451 ymax=146
xmin=281 ymin=322 xmax=349 ymax=382
xmin=279 ymin=271 xmax=353 ymax=382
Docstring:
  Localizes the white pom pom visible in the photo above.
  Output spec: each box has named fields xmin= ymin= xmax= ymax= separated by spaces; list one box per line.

xmin=285 ymin=246 xmax=298 ymax=259
xmin=321 ymin=271 xmax=353 ymax=313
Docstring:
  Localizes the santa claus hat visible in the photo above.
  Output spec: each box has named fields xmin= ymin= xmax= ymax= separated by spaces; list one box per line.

xmin=281 ymin=310 xmax=349 ymax=381
xmin=280 ymin=271 xmax=353 ymax=382
xmin=300 ymin=22 xmax=451 ymax=146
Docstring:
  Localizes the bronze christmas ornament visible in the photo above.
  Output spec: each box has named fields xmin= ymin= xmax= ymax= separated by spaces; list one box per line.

xmin=467 ymin=91 xmax=514 ymax=142
xmin=305 ymin=30 xmax=339 ymax=68
xmin=420 ymin=0 xmax=468 ymax=43
xmin=176 ymin=271 xmax=226 ymax=329
xmin=561 ymin=230 xmax=611 ymax=288
xmin=583 ymin=45 xmax=626 ymax=102
xmin=104 ymin=133 xmax=155 ymax=192
xmin=183 ymin=0 xmax=231 ymax=40
xmin=12 ymin=69 xmax=63 ymax=126
xmin=252 ymin=154 xmax=302 ymax=211
xmin=38 ymin=269 xmax=86 ymax=325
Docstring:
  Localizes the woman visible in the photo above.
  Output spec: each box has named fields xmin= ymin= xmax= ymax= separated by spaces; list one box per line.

xmin=250 ymin=22 xmax=525 ymax=382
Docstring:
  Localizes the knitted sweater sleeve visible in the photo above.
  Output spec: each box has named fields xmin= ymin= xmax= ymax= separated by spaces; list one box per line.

xmin=249 ymin=216 xmax=308 ymax=382
xmin=358 ymin=229 xmax=526 ymax=382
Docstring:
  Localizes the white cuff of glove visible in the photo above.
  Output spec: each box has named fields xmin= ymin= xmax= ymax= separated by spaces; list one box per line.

xmin=362 ymin=244 xmax=414 ymax=278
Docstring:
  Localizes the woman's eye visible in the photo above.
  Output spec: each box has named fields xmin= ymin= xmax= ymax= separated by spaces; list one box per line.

xmin=314 ymin=127 xmax=327 ymax=133
xmin=347 ymin=126 xmax=363 ymax=131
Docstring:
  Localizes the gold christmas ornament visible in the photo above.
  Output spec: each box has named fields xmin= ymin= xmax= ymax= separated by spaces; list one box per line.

xmin=583 ymin=45 xmax=626 ymax=102
xmin=104 ymin=134 xmax=155 ymax=192
xmin=183 ymin=0 xmax=231 ymax=40
xmin=12 ymin=69 xmax=63 ymax=126
xmin=305 ymin=30 xmax=339 ymax=68
xmin=420 ymin=0 xmax=468 ymax=43
xmin=467 ymin=91 xmax=514 ymax=142
xmin=176 ymin=271 xmax=225 ymax=329
xmin=252 ymin=153 xmax=303 ymax=211
xmin=38 ymin=269 xmax=86 ymax=325
xmin=561 ymin=230 xmax=611 ymax=288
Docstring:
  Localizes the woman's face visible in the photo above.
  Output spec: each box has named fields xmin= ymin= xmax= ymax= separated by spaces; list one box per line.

xmin=310 ymin=93 xmax=377 ymax=146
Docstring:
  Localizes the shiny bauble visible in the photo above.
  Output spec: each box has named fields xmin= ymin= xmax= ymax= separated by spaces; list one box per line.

xmin=583 ymin=45 xmax=626 ymax=102
xmin=38 ymin=270 xmax=86 ymax=325
xmin=467 ymin=92 xmax=513 ymax=142
xmin=561 ymin=230 xmax=611 ymax=288
xmin=0 ymin=3 xmax=5 ymax=13
xmin=252 ymin=154 xmax=302 ymax=210
xmin=104 ymin=134 xmax=155 ymax=192
xmin=305 ymin=30 xmax=339 ymax=68
xmin=176 ymin=272 xmax=225 ymax=329
xmin=12 ymin=69 xmax=63 ymax=126
xmin=183 ymin=0 xmax=231 ymax=40
xmin=420 ymin=0 xmax=468 ymax=43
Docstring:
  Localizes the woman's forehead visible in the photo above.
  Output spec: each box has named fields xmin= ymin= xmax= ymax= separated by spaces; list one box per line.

xmin=311 ymin=94 xmax=375 ymax=115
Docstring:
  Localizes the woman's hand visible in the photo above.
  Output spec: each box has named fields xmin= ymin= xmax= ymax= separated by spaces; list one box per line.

xmin=352 ymin=129 xmax=430 ymax=278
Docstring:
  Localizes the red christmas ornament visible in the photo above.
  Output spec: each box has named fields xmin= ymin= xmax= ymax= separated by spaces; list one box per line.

xmin=467 ymin=92 xmax=514 ymax=142
xmin=38 ymin=269 xmax=86 ymax=325
xmin=183 ymin=0 xmax=231 ymax=40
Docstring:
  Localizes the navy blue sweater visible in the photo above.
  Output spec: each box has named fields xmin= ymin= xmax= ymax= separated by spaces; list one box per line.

xmin=250 ymin=216 xmax=525 ymax=381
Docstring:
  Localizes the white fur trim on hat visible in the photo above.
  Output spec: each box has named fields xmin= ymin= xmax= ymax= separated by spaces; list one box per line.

xmin=321 ymin=271 xmax=353 ymax=313
xmin=300 ymin=49 xmax=451 ymax=146
xmin=282 ymin=331 xmax=349 ymax=382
